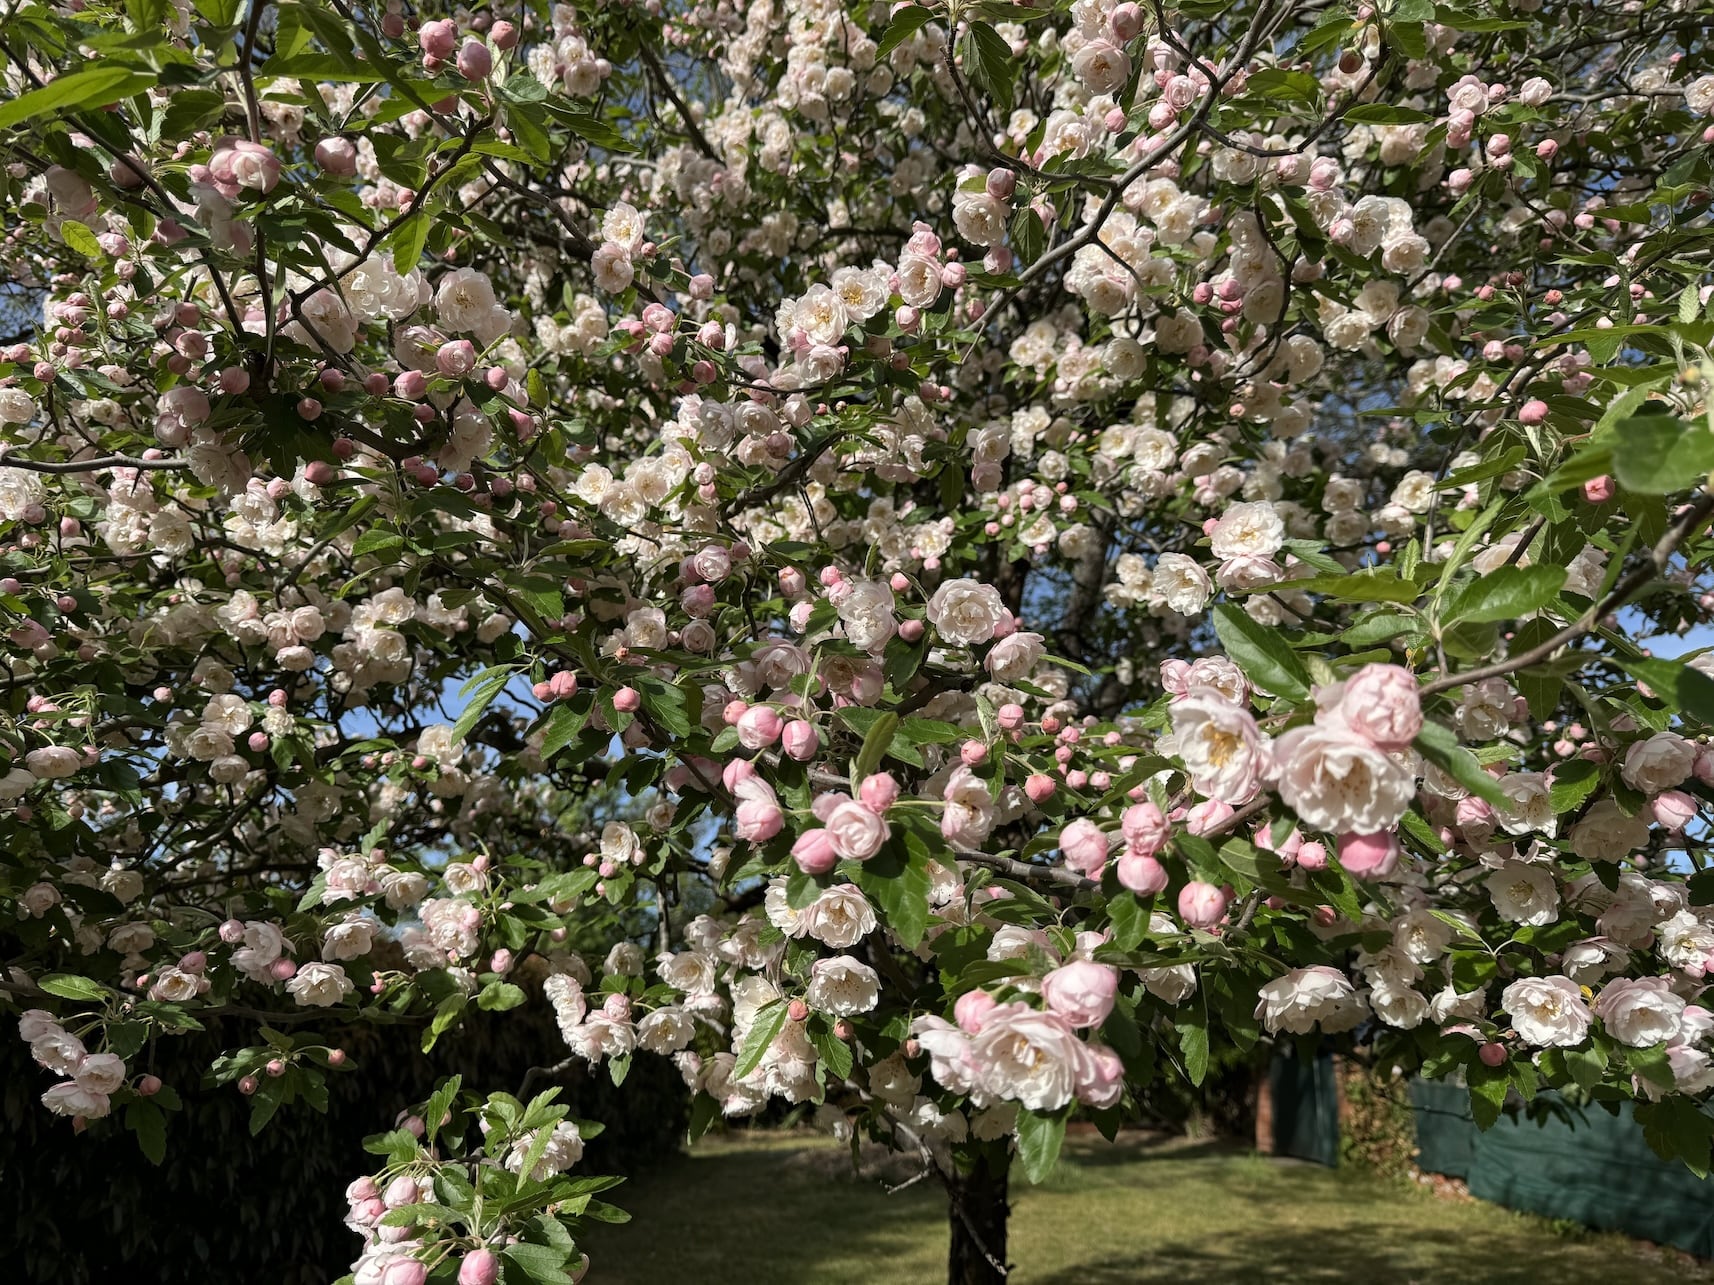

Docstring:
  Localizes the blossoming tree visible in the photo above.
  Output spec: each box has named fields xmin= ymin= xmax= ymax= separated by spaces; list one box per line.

xmin=7 ymin=0 xmax=1714 ymax=1280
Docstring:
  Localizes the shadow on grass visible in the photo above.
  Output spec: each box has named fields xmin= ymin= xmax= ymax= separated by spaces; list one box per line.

xmin=584 ymin=1133 xmax=1698 ymax=1285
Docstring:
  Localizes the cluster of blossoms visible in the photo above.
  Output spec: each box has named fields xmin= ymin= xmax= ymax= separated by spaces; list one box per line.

xmin=7 ymin=0 xmax=1714 ymax=1279
xmin=19 ymin=1007 xmax=138 ymax=1119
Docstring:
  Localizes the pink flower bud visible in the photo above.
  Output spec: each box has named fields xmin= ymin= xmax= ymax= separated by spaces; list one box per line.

xmin=1479 ymin=1042 xmax=1507 ymax=1068
xmin=380 ymin=1261 xmax=427 ymax=1285
xmin=1116 ymin=853 xmax=1168 ymax=894
xmin=791 ymin=828 xmax=838 ymax=875
xmin=1583 ymin=475 xmax=1614 ymax=504
xmin=1518 ymin=399 xmax=1549 ymax=425
xmin=1336 ymin=830 xmax=1400 ymax=880
xmin=314 ymin=137 xmax=358 ymax=177
xmin=1651 ymin=790 xmax=1698 ymax=833
xmin=459 ymin=1250 xmax=501 ymax=1285
xmin=1025 ymin=773 xmax=1057 ymax=803
xmin=1177 ymin=881 xmax=1230 ymax=929
xmin=219 ymin=919 xmax=245 ymax=944
xmin=612 ymin=686 xmax=641 ymax=713
xmin=859 ymin=772 xmax=900 ymax=812
xmin=777 ymin=719 xmax=817 ymax=761
xmin=238 ymin=1075 xmax=258 ymax=1095
xmin=418 ymin=19 xmax=457 ymax=59
xmin=138 ymin=1074 xmax=163 ymax=1096
xmin=394 ymin=370 xmax=427 ymax=400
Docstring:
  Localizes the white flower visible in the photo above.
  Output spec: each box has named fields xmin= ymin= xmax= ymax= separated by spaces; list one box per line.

xmin=1495 ymin=772 xmax=1556 ymax=837
xmin=1254 ymin=966 xmax=1368 ymax=1035
xmin=1152 ymin=553 xmax=1212 ymax=615
xmin=926 ymin=579 xmax=1005 ymax=647
xmin=1501 ymin=976 xmax=1591 ymax=1047
xmin=1486 ymin=860 xmax=1559 ymax=926
xmin=1273 ymin=725 xmax=1418 ymax=835
xmin=1592 ymin=977 xmax=1685 ymax=1047
xmin=1622 ymin=732 xmax=1696 ymax=794
xmin=1656 ymin=910 xmax=1714 ymax=971
xmin=806 ymin=955 xmax=880 ymax=1015
xmin=1209 ymin=501 xmax=1285 ymax=560
xmin=1569 ymin=800 xmax=1649 ymax=863
xmin=966 ymin=1002 xmax=1089 ymax=1111
xmin=506 ymin=1121 xmax=584 ymax=1181
xmin=637 ymin=1006 xmax=696 ymax=1054
xmin=837 ymin=579 xmax=897 ymax=653
xmin=435 ymin=267 xmax=499 ymax=333
xmin=286 ymin=961 xmax=354 ymax=1007
xmin=1166 ymin=687 xmax=1267 ymax=805
xmin=799 ymin=885 xmax=878 ymax=948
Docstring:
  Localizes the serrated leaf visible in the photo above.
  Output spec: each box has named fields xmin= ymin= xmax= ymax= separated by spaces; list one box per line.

xmin=733 ymin=1000 xmax=788 ymax=1080
xmin=1211 ymin=603 xmax=1311 ymax=700
xmin=1447 ymin=565 xmax=1566 ymax=625
xmin=1016 ymin=1107 xmax=1067 ymax=1183
xmin=37 ymin=973 xmax=109 ymax=1002
xmin=876 ymin=5 xmax=935 ymax=59
xmin=1613 ymin=415 xmax=1714 ymax=494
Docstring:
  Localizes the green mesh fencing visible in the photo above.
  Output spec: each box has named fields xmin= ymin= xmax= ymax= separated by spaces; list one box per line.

xmin=1269 ymin=1048 xmax=1340 ymax=1166
xmin=1412 ymin=1083 xmax=1714 ymax=1258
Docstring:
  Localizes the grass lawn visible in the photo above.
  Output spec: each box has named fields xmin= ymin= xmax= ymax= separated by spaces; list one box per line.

xmin=582 ymin=1130 xmax=1711 ymax=1284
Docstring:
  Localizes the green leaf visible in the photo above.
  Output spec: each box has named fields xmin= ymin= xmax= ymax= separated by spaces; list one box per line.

xmin=1177 ymin=1007 xmax=1210 ymax=1087
xmin=1612 ymin=415 xmax=1714 ymax=495
xmin=1636 ymin=1096 xmax=1714 ymax=1178
xmin=852 ymin=712 xmax=898 ymax=786
xmin=733 ymin=1001 xmax=788 ymax=1080
xmin=1341 ymin=103 xmax=1433 ymax=124
xmin=876 ymin=4 xmax=935 ymax=59
xmin=388 ymin=208 xmax=433 ymax=274
xmin=1616 ymin=655 xmax=1714 ymax=726
xmin=423 ymin=1075 xmax=462 ymax=1145
xmin=421 ymin=993 xmax=467 ymax=1053
xmin=1414 ymin=721 xmax=1509 ymax=809
xmin=37 ymin=973 xmax=109 ymax=1002
xmin=1016 ymin=1108 xmax=1068 ymax=1183
xmin=963 ymin=22 xmax=1016 ymax=114
xmin=1548 ymin=758 xmax=1601 ymax=813
xmin=59 ymin=220 xmax=102 ymax=259
xmin=0 ymin=67 xmax=155 ymax=131
xmin=477 ymin=981 xmax=527 ymax=1011
xmin=809 ymin=1021 xmax=854 ymax=1081
xmin=1447 ymin=565 xmax=1566 ymax=625
xmin=125 ymin=1100 xmax=167 ymax=1165
xmin=503 ymin=1241 xmax=576 ymax=1285
xmin=1467 ymin=1058 xmax=1509 ymax=1130
xmin=1288 ymin=571 xmax=1421 ymax=603
xmin=1010 ymin=206 xmax=1045 ymax=265
xmin=538 ymin=699 xmax=592 ymax=760
xmin=1211 ymin=603 xmax=1311 ymax=700
xmin=450 ymin=665 xmax=517 ymax=746
xmin=853 ymin=842 xmax=933 ymax=949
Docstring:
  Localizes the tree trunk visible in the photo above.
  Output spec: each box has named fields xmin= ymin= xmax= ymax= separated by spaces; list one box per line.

xmin=946 ymin=1141 xmax=1010 ymax=1285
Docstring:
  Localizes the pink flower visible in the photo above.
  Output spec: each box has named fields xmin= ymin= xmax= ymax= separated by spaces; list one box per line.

xmin=1335 ymin=664 xmax=1422 ymax=750
xmin=733 ymin=777 xmax=784 ymax=844
xmin=1178 ymin=881 xmax=1230 ymax=929
xmin=208 ymin=138 xmax=281 ymax=194
xmin=860 ymin=771 xmax=900 ymax=812
xmin=792 ymin=828 xmax=838 ymax=875
xmin=1273 ymin=724 xmax=1417 ymax=835
xmin=1041 ymin=961 xmax=1119 ymax=1029
xmin=1121 ymin=801 xmax=1168 ymax=856
xmin=781 ymin=720 xmax=820 ymax=761
xmin=954 ymin=990 xmax=997 ymax=1033
xmin=1059 ymin=818 xmax=1110 ymax=877
xmin=1167 ymin=688 xmax=1267 ymax=804
xmin=1651 ymin=790 xmax=1699 ymax=833
xmin=736 ymin=704 xmax=784 ymax=750
xmin=1075 ymin=1043 xmax=1124 ymax=1108
xmin=825 ymin=798 xmax=888 ymax=861
xmin=1336 ymin=830 xmax=1400 ymax=880
xmin=1116 ymin=853 xmax=1168 ymax=894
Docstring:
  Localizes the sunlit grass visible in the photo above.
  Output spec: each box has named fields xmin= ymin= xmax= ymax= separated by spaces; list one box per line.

xmin=583 ymin=1130 xmax=1711 ymax=1284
